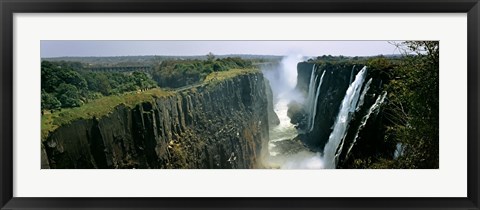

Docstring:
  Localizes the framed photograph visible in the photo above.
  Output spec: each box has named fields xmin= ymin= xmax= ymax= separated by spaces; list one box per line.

xmin=1 ymin=0 xmax=479 ymax=209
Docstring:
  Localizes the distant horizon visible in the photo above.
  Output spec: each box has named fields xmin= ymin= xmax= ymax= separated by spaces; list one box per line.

xmin=41 ymin=40 xmax=403 ymax=58
xmin=42 ymin=54 xmax=283 ymax=58
xmin=41 ymin=53 xmax=400 ymax=59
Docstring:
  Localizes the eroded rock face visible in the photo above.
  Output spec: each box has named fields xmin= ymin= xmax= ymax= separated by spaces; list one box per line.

xmin=43 ymin=73 xmax=271 ymax=169
xmin=265 ymin=79 xmax=280 ymax=127
xmin=292 ymin=62 xmax=392 ymax=168
xmin=294 ymin=62 xmax=355 ymax=151
xmin=287 ymin=101 xmax=305 ymax=125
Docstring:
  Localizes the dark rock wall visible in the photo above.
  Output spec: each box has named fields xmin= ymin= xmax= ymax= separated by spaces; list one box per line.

xmin=264 ymin=79 xmax=280 ymax=127
xmin=293 ymin=62 xmax=392 ymax=167
xmin=43 ymin=73 xmax=270 ymax=169
xmin=295 ymin=62 xmax=315 ymax=96
xmin=295 ymin=62 xmax=359 ymax=151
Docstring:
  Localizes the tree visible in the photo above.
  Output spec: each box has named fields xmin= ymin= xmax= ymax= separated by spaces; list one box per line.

xmin=206 ymin=52 xmax=215 ymax=62
xmin=94 ymin=73 xmax=112 ymax=95
xmin=132 ymin=71 xmax=156 ymax=89
xmin=41 ymin=90 xmax=61 ymax=110
xmin=56 ymin=83 xmax=83 ymax=108
xmin=385 ymin=41 xmax=439 ymax=168
xmin=212 ymin=62 xmax=223 ymax=72
xmin=41 ymin=61 xmax=62 ymax=93
xmin=150 ymin=57 xmax=252 ymax=88
xmin=41 ymin=61 xmax=87 ymax=92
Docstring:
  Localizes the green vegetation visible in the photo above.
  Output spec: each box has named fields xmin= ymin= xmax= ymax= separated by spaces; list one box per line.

xmin=152 ymin=55 xmax=253 ymax=88
xmin=43 ymin=54 xmax=281 ymax=68
xmin=40 ymin=46 xmax=438 ymax=169
xmin=308 ymin=43 xmax=438 ymax=169
xmin=309 ymin=55 xmax=403 ymax=89
xmin=382 ymin=41 xmax=439 ymax=169
xmin=204 ymin=68 xmax=259 ymax=84
xmin=41 ymin=56 xmax=258 ymax=140
xmin=322 ymin=42 xmax=438 ymax=169
xmin=41 ymin=88 xmax=173 ymax=140
xmin=41 ymin=61 xmax=157 ymax=111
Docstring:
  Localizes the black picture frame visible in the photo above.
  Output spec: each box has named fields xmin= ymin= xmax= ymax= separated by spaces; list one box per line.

xmin=1 ymin=0 xmax=479 ymax=209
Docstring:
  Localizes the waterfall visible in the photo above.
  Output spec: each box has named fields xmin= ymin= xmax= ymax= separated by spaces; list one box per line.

xmin=263 ymin=57 xmax=325 ymax=169
xmin=309 ymin=70 xmax=326 ymax=132
xmin=306 ymin=64 xmax=316 ymax=109
xmin=323 ymin=66 xmax=367 ymax=169
xmin=345 ymin=91 xmax=387 ymax=159
xmin=305 ymin=65 xmax=326 ymax=133
xmin=349 ymin=68 xmax=364 ymax=113
xmin=349 ymin=65 xmax=356 ymax=84
xmin=394 ymin=143 xmax=405 ymax=159
xmin=356 ymin=78 xmax=372 ymax=112
xmin=305 ymin=64 xmax=317 ymax=130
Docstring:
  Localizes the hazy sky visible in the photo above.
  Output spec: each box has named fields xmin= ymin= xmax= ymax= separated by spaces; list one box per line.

xmin=41 ymin=40 xmax=401 ymax=58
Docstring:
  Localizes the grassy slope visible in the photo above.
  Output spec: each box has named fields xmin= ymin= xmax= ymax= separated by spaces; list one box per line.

xmin=41 ymin=89 xmax=173 ymax=140
xmin=204 ymin=68 xmax=258 ymax=84
xmin=41 ymin=68 xmax=259 ymax=141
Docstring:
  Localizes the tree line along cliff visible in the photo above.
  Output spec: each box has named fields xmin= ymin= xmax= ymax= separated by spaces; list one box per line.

xmin=42 ymin=71 xmax=273 ymax=169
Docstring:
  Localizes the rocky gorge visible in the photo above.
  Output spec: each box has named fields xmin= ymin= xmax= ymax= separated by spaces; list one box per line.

xmin=41 ymin=57 xmax=420 ymax=169
xmin=287 ymin=61 xmax=394 ymax=168
xmin=42 ymin=72 xmax=274 ymax=169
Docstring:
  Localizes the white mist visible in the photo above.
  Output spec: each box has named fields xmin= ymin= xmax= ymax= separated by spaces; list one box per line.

xmin=263 ymin=55 xmax=325 ymax=169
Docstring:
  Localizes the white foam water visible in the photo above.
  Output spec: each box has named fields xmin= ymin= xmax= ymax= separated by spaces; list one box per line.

xmin=323 ymin=66 xmax=367 ymax=169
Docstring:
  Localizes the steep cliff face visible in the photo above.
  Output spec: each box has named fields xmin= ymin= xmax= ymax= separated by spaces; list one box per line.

xmin=294 ymin=62 xmax=357 ymax=151
xmin=264 ymin=79 xmax=280 ymax=127
xmin=291 ymin=62 xmax=393 ymax=167
xmin=43 ymin=73 xmax=270 ymax=169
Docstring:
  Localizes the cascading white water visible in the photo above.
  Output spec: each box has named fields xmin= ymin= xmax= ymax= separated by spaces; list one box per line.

xmin=263 ymin=56 xmax=324 ymax=169
xmin=267 ymin=97 xmax=324 ymax=168
xmin=349 ymin=69 xmax=365 ymax=113
xmin=323 ymin=66 xmax=367 ymax=169
xmin=263 ymin=56 xmax=302 ymax=144
xmin=269 ymin=99 xmax=298 ymax=143
xmin=309 ymin=70 xmax=326 ymax=132
xmin=345 ymin=91 xmax=387 ymax=158
xmin=305 ymin=65 xmax=326 ymax=132
xmin=349 ymin=65 xmax=356 ymax=84
xmin=356 ymin=78 xmax=372 ymax=112
xmin=394 ymin=143 xmax=404 ymax=159
xmin=305 ymin=65 xmax=317 ymax=129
